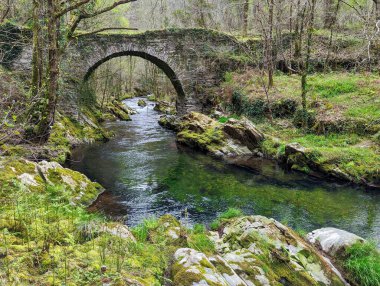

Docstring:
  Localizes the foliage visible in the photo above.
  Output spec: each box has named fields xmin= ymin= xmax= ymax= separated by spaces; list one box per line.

xmin=131 ymin=217 xmax=160 ymax=242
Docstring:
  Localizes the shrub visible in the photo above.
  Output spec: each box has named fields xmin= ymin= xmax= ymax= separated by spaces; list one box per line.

xmin=231 ymin=90 xmax=244 ymax=115
xmin=271 ymin=99 xmax=298 ymax=118
xmin=244 ymin=99 xmax=266 ymax=118
xmin=293 ymin=109 xmax=316 ymax=129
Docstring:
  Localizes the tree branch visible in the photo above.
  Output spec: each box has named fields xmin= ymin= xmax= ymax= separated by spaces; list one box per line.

xmin=66 ymin=0 xmax=138 ymax=38
xmin=74 ymin=27 xmax=138 ymax=37
xmin=0 ymin=0 xmax=11 ymax=23
xmin=81 ymin=0 xmax=138 ymax=19
xmin=55 ymin=0 xmax=91 ymax=19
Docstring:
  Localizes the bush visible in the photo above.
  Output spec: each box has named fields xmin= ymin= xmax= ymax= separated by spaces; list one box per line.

xmin=230 ymin=90 xmax=297 ymax=119
xmin=231 ymin=90 xmax=245 ymax=115
xmin=344 ymin=241 xmax=380 ymax=286
xmin=244 ymin=99 xmax=266 ymax=118
xmin=293 ymin=109 xmax=316 ymax=129
xmin=271 ymin=99 xmax=298 ymax=118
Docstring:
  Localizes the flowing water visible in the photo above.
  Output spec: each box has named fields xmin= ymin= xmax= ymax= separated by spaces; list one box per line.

xmin=71 ymin=97 xmax=380 ymax=240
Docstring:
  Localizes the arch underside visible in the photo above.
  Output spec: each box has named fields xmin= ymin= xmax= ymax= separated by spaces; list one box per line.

xmin=84 ymin=51 xmax=186 ymax=99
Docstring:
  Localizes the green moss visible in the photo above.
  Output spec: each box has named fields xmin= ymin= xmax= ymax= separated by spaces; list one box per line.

xmin=177 ymin=126 xmax=224 ymax=153
xmin=210 ymin=208 xmax=244 ymax=230
xmin=187 ymin=233 xmax=215 ymax=254
xmin=0 ymin=157 xmax=172 ymax=285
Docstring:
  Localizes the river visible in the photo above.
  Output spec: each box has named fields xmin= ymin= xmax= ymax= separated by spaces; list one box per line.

xmin=71 ymin=97 xmax=380 ymax=240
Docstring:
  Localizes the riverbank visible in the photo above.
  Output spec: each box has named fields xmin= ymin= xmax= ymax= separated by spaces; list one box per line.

xmin=157 ymin=70 xmax=379 ymax=189
xmin=0 ymin=68 xmax=379 ymax=284
xmin=0 ymin=155 xmax=378 ymax=285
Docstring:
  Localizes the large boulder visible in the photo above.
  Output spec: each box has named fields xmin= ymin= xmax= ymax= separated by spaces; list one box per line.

xmin=176 ymin=112 xmax=265 ymax=158
xmin=306 ymin=228 xmax=365 ymax=258
xmin=158 ymin=115 xmax=181 ymax=132
xmin=154 ymin=100 xmax=176 ymax=115
xmin=0 ymin=158 xmax=104 ymax=206
xmin=211 ymin=216 xmax=346 ymax=286
xmin=171 ymin=216 xmax=347 ymax=286
xmin=223 ymin=118 xmax=264 ymax=150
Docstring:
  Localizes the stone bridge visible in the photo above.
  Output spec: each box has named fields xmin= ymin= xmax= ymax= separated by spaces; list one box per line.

xmin=3 ymin=26 xmax=247 ymax=113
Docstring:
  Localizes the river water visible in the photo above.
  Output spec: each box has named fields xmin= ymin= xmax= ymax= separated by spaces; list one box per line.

xmin=71 ymin=97 xmax=380 ymax=240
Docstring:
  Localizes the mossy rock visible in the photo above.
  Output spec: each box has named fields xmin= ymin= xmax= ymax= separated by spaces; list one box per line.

xmin=209 ymin=216 xmax=346 ymax=286
xmin=0 ymin=158 xmax=104 ymax=206
xmin=138 ymin=99 xmax=147 ymax=107
xmin=148 ymin=215 xmax=186 ymax=246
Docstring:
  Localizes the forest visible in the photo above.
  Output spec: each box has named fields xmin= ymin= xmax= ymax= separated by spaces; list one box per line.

xmin=0 ymin=0 xmax=379 ymax=285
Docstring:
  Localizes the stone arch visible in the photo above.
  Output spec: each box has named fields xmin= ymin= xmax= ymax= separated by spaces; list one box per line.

xmin=83 ymin=50 xmax=186 ymax=100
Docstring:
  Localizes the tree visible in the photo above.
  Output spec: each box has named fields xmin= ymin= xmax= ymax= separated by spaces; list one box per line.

xmin=323 ymin=0 xmax=335 ymax=28
xmin=242 ymin=0 xmax=250 ymax=36
xmin=300 ymin=0 xmax=316 ymax=127
xmin=31 ymin=0 xmax=138 ymax=141
xmin=0 ymin=0 xmax=11 ymax=23
xmin=374 ymin=0 xmax=380 ymax=20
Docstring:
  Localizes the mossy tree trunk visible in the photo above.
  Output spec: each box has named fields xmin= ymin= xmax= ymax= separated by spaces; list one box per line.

xmin=31 ymin=0 xmax=43 ymax=98
xmin=242 ymin=0 xmax=249 ymax=36
xmin=37 ymin=0 xmax=60 ymax=142
xmin=268 ymin=0 xmax=274 ymax=88
xmin=301 ymin=0 xmax=316 ymax=128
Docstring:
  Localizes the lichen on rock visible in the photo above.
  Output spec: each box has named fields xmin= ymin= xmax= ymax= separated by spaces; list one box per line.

xmin=171 ymin=215 xmax=347 ymax=286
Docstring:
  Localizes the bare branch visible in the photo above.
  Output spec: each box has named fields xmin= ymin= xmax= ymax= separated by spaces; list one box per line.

xmin=75 ymin=27 xmax=138 ymax=37
xmin=55 ymin=0 xmax=91 ymax=19
xmin=67 ymin=0 xmax=138 ymax=38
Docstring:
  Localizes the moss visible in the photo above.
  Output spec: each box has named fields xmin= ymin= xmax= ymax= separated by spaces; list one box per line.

xmin=177 ymin=126 xmax=225 ymax=154
xmin=172 ymin=263 xmax=208 ymax=286
xmin=0 ymin=157 xmax=172 ymax=285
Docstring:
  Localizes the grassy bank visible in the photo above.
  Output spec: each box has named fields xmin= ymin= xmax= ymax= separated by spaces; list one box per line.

xmin=0 ymin=158 xmax=215 ymax=285
xmin=219 ymin=70 xmax=380 ymax=187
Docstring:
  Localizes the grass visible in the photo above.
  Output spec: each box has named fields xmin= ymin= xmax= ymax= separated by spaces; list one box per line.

xmin=222 ymin=70 xmax=380 ymax=123
xmin=131 ymin=217 xmax=160 ymax=242
xmin=187 ymin=225 xmax=215 ymax=254
xmin=308 ymin=74 xmax=358 ymax=98
xmin=218 ymin=115 xmax=240 ymax=123
xmin=210 ymin=208 xmax=244 ymax=230
xmin=344 ymin=241 xmax=380 ymax=286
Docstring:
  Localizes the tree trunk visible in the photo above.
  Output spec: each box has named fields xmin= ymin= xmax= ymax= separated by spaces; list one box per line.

xmin=301 ymin=0 xmax=316 ymax=127
xmin=38 ymin=0 xmax=59 ymax=142
xmin=268 ymin=0 xmax=274 ymax=88
xmin=242 ymin=0 xmax=249 ymax=36
xmin=375 ymin=0 xmax=380 ymax=20
xmin=323 ymin=0 xmax=335 ymax=28
xmin=32 ymin=0 xmax=43 ymax=97
xmin=294 ymin=0 xmax=302 ymax=58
